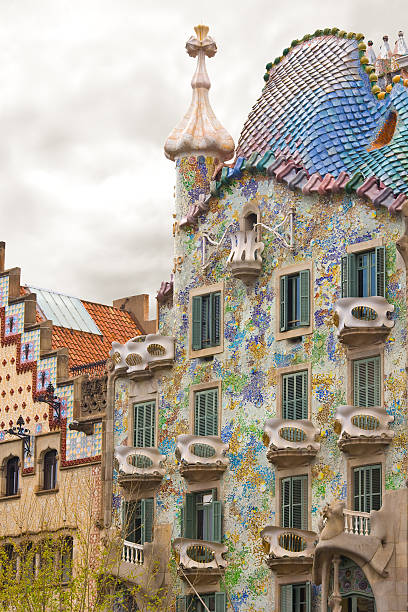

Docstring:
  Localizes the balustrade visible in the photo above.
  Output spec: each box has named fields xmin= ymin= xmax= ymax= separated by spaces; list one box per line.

xmin=176 ymin=434 xmax=229 ymax=483
xmin=334 ymin=405 xmax=394 ymax=454
xmin=263 ymin=419 xmax=320 ymax=467
xmin=343 ymin=509 xmax=371 ymax=536
xmin=334 ymin=296 xmax=394 ymax=346
xmin=115 ymin=445 xmax=165 ymax=491
xmin=122 ymin=541 xmax=144 ymax=565
xmin=172 ymin=537 xmax=227 ymax=584
xmin=110 ymin=334 xmax=175 ymax=377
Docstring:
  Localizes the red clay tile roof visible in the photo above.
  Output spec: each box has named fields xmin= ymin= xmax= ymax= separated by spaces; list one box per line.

xmin=51 ymin=300 xmax=141 ymax=372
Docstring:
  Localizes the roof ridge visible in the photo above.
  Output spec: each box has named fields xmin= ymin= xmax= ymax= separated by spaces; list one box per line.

xmin=262 ymin=28 xmax=408 ymax=102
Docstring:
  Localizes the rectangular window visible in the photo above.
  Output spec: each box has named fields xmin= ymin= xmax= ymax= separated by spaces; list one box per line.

xmin=194 ymin=388 xmax=218 ymax=436
xmin=280 ymin=270 xmax=310 ymax=332
xmin=192 ymin=291 xmax=221 ymax=351
xmin=353 ymin=465 xmax=382 ymax=512
xmin=176 ymin=593 xmax=226 ymax=612
xmin=280 ymin=583 xmax=311 ymax=612
xmin=182 ymin=489 xmax=222 ymax=543
xmin=353 ymin=356 xmax=380 ymax=408
xmin=281 ymin=475 xmax=308 ymax=530
xmin=341 ymin=247 xmax=385 ymax=298
xmin=133 ymin=401 xmax=155 ymax=447
xmin=282 ymin=371 xmax=308 ymax=419
xmin=122 ymin=498 xmax=154 ymax=544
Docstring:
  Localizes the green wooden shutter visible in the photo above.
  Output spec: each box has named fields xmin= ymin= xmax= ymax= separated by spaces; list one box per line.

xmin=306 ymin=581 xmax=312 ymax=612
xmin=375 ymin=246 xmax=386 ymax=297
xmin=280 ymin=585 xmax=293 ymax=611
xmin=215 ymin=592 xmax=226 ymax=612
xmin=281 ymin=477 xmax=291 ymax=528
xmin=280 ymin=275 xmax=288 ymax=332
xmin=341 ymin=255 xmax=348 ymax=297
xmin=176 ymin=596 xmax=187 ymax=612
xmin=353 ymin=357 xmax=380 ymax=408
xmin=211 ymin=292 xmax=221 ymax=347
xmin=348 ymin=253 xmax=357 ymax=297
xmin=354 ymin=465 xmax=382 ymax=512
xmin=194 ymin=389 xmax=218 ymax=436
xmin=282 ymin=371 xmax=308 ymax=420
xmin=292 ymin=475 xmax=308 ymax=530
xmin=211 ymin=501 xmax=223 ymax=543
xmin=299 ymin=270 xmax=310 ymax=327
xmin=141 ymin=498 xmax=154 ymax=544
xmin=192 ymin=295 xmax=203 ymax=351
xmin=202 ymin=295 xmax=210 ymax=347
xmin=123 ymin=501 xmax=138 ymax=543
xmin=133 ymin=401 xmax=155 ymax=448
xmin=183 ymin=493 xmax=196 ymax=539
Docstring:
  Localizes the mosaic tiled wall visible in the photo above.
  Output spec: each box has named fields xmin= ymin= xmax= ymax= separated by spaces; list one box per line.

xmin=115 ymin=156 xmax=407 ymax=610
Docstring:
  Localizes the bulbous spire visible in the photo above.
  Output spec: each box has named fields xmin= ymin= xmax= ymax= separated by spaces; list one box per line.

xmin=164 ymin=25 xmax=235 ymax=162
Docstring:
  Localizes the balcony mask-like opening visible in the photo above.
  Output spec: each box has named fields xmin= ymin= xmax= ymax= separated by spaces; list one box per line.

xmin=147 ymin=343 xmax=166 ymax=356
xmin=278 ymin=532 xmax=306 ymax=553
xmin=351 ymin=306 xmax=377 ymax=321
xmin=192 ymin=443 xmax=216 ymax=458
xmin=351 ymin=415 xmax=380 ymax=431
xmin=128 ymin=454 xmax=153 ymax=469
xmin=367 ymin=110 xmax=397 ymax=151
xmin=279 ymin=427 xmax=306 ymax=442
xmin=125 ymin=353 xmax=143 ymax=366
xmin=186 ymin=544 xmax=215 ymax=563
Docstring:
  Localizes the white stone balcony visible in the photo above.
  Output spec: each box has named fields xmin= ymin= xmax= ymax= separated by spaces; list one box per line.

xmin=334 ymin=405 xmax=394 ymax=455
xmin=115 ymin=445 xmax=166 ymax=493
xmin=110 ymin=334 xmax=175 ymax=378
xmin=227 ymin=230 xmax=264 ymax=282
xmin=343 ymin=509 xmax=371 ymax=536
xmin=175 ymin=434 xmax=229 ymax=483
xmin=172 ymin=538 xmax=227 ymax=586
xmin=334 ymin=297 xmax=394 ymax=346
xmin=260 ymin=526 xmax=316 ymax=575
xmin=263 ymin=419 xmax=320 ymax=467
xmin=122 ymin=540 xmax=144 ymax=565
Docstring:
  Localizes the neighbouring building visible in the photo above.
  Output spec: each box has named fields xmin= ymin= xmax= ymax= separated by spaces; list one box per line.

xmin=0 ymin=241 xmax=148 ymax=604
xmin=109 ymin=25 xmax=408 ymax=612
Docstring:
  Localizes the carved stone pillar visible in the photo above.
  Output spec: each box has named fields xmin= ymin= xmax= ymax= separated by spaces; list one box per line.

xmin=329 ymin=555 xmax=342 ymax=612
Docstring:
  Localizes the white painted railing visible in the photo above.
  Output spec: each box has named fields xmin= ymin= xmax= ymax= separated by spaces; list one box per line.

xmin=122 ymin=540 xmax=144 ymax=565
xmin=343 ymin=509 xmax=371 ymax=536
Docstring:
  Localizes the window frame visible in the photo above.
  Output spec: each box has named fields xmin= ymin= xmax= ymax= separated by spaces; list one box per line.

xmin=132 ymin=399 xmax=156 ymax=448
xmin=347 ymin=453 xmax=385 ymax=512
xmin=347 ymin=347 xmax=383 ymax=408
xmin=276 ymin=262 xmax=313 ymax=340
xmin=279 ymin=582 xmax=312 ymax=612
xmin=43 ymin=449 xmax=58 ymax=491
xmin=189 ymin=380 xmax=222 ymax=435
xmin=189 ymin=282 xmax=224 ymax=358
xmin=277 ymin=465 xmax=311 ymax=531
xmin=5 ymin=456 xmax=19 ymax=497
xmin=182 ymin=488 xmax=223 ymax=543
xmin=277 ymin=364 xmax=311 ymax=420
xmin=280 ymin=474 xmax=308 ymax=530
xmin=122 ymin=498 xmax=154 ymax=545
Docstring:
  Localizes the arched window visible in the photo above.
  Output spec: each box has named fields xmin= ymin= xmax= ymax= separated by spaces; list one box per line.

xmin=244 ymin=212 xmax=258 ymax=231
xmin=43 ymin=450 xmax=57 ymax=490
xmin=6 ymin=457 xmax=19 ymax=496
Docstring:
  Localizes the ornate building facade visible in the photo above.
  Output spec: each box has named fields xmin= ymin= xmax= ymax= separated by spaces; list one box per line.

xmin=110 ymin=26 xmax=408 ymax=612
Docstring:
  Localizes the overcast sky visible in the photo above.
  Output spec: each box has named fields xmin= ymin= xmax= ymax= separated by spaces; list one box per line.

xmin=0 ymin=0 xmax=405 ymax=312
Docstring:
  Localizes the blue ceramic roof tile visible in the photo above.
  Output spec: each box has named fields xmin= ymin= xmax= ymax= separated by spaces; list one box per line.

xmin=237 ymin=34 xmax=408 ymax=195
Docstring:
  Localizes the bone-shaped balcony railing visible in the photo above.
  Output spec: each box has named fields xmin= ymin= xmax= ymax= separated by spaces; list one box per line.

xmin=334 ymin=297 xmax=394 ymax=341
xmin=110 ymin=334 xmax=175 ymax=375
xmin=264 ymin=419 xmax=320 ymax=451
xmin=227 ymin=230 xmax=264 ymax=281
xmin=176 ymin=435 xmax=229 ymax=467
xmin=115 ymin=445 xmax=166 ymax=477
xmin=261 ymin=526 xmax=316 ymax=559
xmin=172 ymin=538 xmax=228 ymax=571
xmin=335 ymin=405 xmax=394 ymax=446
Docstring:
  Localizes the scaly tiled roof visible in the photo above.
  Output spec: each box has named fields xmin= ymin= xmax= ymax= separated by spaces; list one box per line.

xmin=235 ymin=29 xmax=408 ymax=207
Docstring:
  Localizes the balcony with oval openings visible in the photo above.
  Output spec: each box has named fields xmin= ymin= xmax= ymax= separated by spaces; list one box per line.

xmin=334 ymin=405 xmax=394 ymax=455
xmin=110 ymin=334 xmax=175 ymax=378
xmin=260 ymin=526 xmax=316 ymax=575
xmin=115 ymin=445 xmax=166 ymax=494
xmin=334 ymin=297 xmax=394 ymax=347
xmin=263 ymin=419 xmax=320 ymax=467
xmin=172 ymin=538 xmax=228 ymax=587
xmin=175 ymin=434 xmax=229 ymax=483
